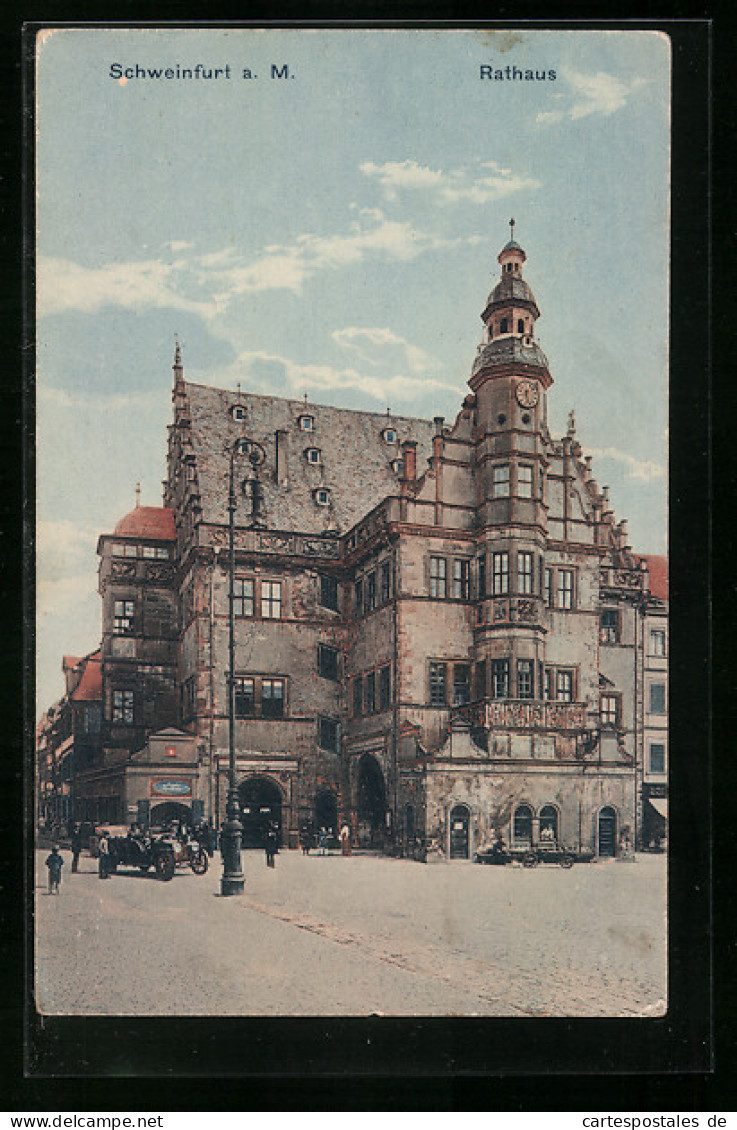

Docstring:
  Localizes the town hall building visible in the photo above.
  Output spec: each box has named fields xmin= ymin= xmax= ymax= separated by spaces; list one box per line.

xmin=37 ymin=233 xmax=668 ymax=857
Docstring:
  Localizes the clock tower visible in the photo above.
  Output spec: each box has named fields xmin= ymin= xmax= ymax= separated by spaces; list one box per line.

xmin=469 ymin=224 xmax=552 ymax=706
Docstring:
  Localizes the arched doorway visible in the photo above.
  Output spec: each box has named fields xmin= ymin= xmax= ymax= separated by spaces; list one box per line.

xmin=449 ymin=803 xmax=471 ymax=859
xmin=598 ymin=806 xmax=617 ymax=857
xmin=539 ymin=804 xmax=559 ymax=843
xmin=314 ymin=789 xmax=338 ymax=835
xmin=357 ymin=754 xmax=386 ymax=848
xmin=513 ymin=804 xmax=533 ymax=848
xmin=150 ymin=801 xmax=191 ymax=828
xmin=239 ymin=776 xmax=283 ymax=849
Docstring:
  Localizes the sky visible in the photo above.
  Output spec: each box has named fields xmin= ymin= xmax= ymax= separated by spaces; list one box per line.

xmin=35 ymin=27 xmax=671 ymax=713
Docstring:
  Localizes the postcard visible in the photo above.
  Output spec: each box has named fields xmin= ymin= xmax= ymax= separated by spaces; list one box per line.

xmin=33 ymin=26 xmax=673 ymax=1035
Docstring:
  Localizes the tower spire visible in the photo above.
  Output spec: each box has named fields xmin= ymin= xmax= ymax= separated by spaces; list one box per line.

xmin=172 ymin=335 xmax=184 ymax=388
xmin=509 ymin=216 xmax=515 ymax=242
xmin=135 ymin=481 xmax=141 ymax=508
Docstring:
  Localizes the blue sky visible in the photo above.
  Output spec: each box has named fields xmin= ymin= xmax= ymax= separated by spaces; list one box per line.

xmin=36 ymin=27 xmax=670 ymax=711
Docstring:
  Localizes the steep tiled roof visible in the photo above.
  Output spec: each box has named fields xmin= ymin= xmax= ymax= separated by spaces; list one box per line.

xmin=639 ymin=554 xmax=668 ymax=602
xmin=185 ymin=382 xmax=436 ymax=535
xmin=71 ymin=651 xmax=102 ymax=702
xmin=114 ymin=506 xmax=176 ymax=540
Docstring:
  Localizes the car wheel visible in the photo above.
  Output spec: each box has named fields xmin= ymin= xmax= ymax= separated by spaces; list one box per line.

xmin=522 ymin=852 xmax=538 ymax=868
xmin=155 ymin=852 xmax=175 ymax=881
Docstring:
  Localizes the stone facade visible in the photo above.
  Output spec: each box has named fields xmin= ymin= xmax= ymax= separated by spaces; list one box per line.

xmin=39 ymin=235 xmax=667 ymax=855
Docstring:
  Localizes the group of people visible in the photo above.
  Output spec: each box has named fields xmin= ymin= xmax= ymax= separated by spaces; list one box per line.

xmin=298 ymin=823 xmax=352 ymax=857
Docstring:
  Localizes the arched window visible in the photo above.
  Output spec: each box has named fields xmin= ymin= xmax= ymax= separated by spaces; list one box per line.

xmin=513 ymin=804 xmax=533 ymax=848
xmin=517 ymin=319 xmax=525 ymax=334
xmin=500 ymin=318 xmax=509 ymax=334
xmin=539 ymin=805 xmax=559 ymax=843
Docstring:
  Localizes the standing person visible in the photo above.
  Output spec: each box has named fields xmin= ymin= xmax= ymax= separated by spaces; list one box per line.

xmin=265 ymin=822 xmax=278 ymax=868
xmin=318 ymin=827 xmax=328 ymax=856
xmin=70 ymin=823 xmax=82 ymax=873
xmin=340 ymin=823 xmax=352 ymax=856
xmin=98 ymin=830 xmax=111 ymax=879
xmin=45 ymin=845 xmax=64 ymax=894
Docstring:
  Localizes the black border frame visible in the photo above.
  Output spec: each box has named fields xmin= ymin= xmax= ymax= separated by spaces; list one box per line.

xmin=3 ymin=11 xmax=718 ymax=1108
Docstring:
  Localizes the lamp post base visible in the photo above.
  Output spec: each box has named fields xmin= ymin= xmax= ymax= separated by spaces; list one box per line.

xmin=220 ymin=794 xmax=245 ymax=897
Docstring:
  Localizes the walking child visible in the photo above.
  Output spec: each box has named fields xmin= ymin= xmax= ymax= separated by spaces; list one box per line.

xmin=45 ymin=845 xmax=64 ymax=894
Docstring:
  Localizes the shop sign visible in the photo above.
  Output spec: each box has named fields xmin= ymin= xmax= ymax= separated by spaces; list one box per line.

xmin=150 ymin=778 xmax=192 ymax=798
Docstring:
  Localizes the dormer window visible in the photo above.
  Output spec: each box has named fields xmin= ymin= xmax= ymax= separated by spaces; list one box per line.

xmin=390 ymin=459 xmax=403 ymax=475
xmin=314 ymin=488 xmax=330 ymax=506
xmin=234 ymin=438 xmax=253 ymax=455
xmin=305 ymin=447 xmax=322 ymax=465
xmin=298 ymin=415 xmax=315 ymax=432
xmin=382 ymin=427 xmax=397 ymax=444
xmin=231 ymin=405 xmax=247 ymax=422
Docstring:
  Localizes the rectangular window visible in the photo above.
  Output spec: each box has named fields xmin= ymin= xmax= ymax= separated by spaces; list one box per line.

xmin=518 ymin=464 xmax=533 ymax=498
xmin=491 ymin=659 xmax=510 ymax=700
xmin=366 ymin=571 xmax=376 ymax=612
xmin=600 ymin=608 xmax=619 ymax=644
xmin=353 ymin=675 xmax=363 ymax=716
xmin=649 ymin=682 xmax=666 ymax=714
xmin=113 ymin=599 xmax=135 ymax=634
xmin=453 ymin=663 xmax=471 ymax=705
xmin=234 ymin=677 xmax=255 ymax=718
xmin=123 ymin=543 xmax=137 ymax=558
xmin=430 ymin=556 xmax=447 ymax=599
xmin=557 ymin=569 xmax=574 ymax=610
xmin=142 ymin=545 xmax=156 ymax=559
xmin=318 ymin=643 xmax=339 ymax=681
xmin=261 ymin=678 xmax=285 ymax=718
xmin=649 ymin=629 xmax=666 ymax=656
xmin=354 ymin=579 xmax=363 ymax=616
xmin=557 ymin=670 xmax=574 ymax=702
xmin=452 ymin=559 xmax=470 ymax=600
xmin=429 ymin=662 xmax=447 ymax=706
xmin=517 ymin=659 xmax=534 ymax=699
xmin=492 ymin=464 xmax=510 ymax=498
xmin=492 ymin=552 xmax=509 ymax=596
xmin=181 ymin=675 xmax=196 ymax=722
xmin=319 ymin=716 xmax=339 ymax=752
xmin=477 ymin=554 xmax=487 ymax=598
xmin=544 ymin=668 xmax=555 ymax=701
xmin=475 ymin=660 xmax=486 ymax=700
xmin=320 ymin=574 xmax=338 ymax=611
xmin=154 ymin=546 xmax=170 ymax=559
xmin=517 ymin=552 xmax=533 ymax=595
xmin=380 ymin=561 xmax=391 ymax=604
xmin=379 ymin=664 xmax=391 ymax=711
xmin=261 ymin=580 xmax=282 ymax=619
xmin=112 ymin=689 xmax=134 ymax=725
xmin=365 ymin=671 xmax=376 ymax=714
xmin=649 ymin=743 xmax=666 ymax=774
xmin=234 ymin=578 xmax=255 ymax=618
xmin=544 ymin=568 xmax=552 ymax=607
xmin=600 ymin=694 xmax=619 ymax=727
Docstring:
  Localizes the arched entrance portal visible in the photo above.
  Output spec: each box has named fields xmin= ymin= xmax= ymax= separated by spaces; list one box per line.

xmin=357 ymin=754 xmax=386 ymax=848
xmin=239 ymin=776 xmax=283 ymax=849
xmin=598 ymin=806 xmax=617 ymax=857
xmin=449 ymin=804 xmax=471 ymax=859
xmin=314 ymin=789 xmax=338 ymax=835
xmin=150 ymin=801 xmax=191 ymax=828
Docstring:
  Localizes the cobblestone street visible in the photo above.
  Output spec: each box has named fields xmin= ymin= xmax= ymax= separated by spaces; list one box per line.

xmin=35 ymin=849 xmax=666 ymax=1017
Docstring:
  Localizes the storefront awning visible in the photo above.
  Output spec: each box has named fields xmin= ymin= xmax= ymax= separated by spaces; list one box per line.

xmin=648 ymin=797 xmax=668 ymax=819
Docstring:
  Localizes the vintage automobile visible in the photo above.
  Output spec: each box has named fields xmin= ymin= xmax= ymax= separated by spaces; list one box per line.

xmin=105 ymin=829 xmax=207 ymax=881
xmin=475 ymin=841 xmax=594 ymax=868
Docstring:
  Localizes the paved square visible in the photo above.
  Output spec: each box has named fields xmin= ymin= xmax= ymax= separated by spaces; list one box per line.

xmin=34 ymin=848 xmax=666 ymax=1017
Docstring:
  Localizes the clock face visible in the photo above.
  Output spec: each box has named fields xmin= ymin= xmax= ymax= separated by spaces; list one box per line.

xmin=516 ymin=380 xmax=539 ymax=408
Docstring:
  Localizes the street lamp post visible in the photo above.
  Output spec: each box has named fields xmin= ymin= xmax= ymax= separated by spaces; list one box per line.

xmin=220 ymin=437 xmax=266 ymax=897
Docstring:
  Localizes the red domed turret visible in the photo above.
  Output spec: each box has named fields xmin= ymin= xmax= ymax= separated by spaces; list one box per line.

xmin=113 ymin=506 xmax=176 ymax=541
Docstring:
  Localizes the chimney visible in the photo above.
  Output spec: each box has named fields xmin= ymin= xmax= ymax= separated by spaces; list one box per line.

xmin=401 ymin=440 xmax=417 ymax=482
xmin=434 ymin=415 xmax=445 ymax=436
xmin=275 ymin=429 xmax=288 ymax=485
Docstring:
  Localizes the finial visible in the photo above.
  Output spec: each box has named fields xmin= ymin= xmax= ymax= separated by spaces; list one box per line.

xmin=509 ymin=217 xmax=515 ymax=241
xmin=236 ymin=381 xmax=242 ymax=400
xmin=174 ymin=334 xmax=181 ymax=367
xmin=386 ymin=406 xmax=391 ymax=417
xmin=567 ymin=408 xmax=576 ymax=437
xmin=135 ymin=481 xmax=141 ymax=508
xmin=303 ymin=392 xmax=309 ymax=406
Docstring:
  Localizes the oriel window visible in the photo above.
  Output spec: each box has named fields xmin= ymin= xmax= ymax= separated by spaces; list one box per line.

xmin=452 ymin=559 xmax=470 ymax=600
xmin=112 ymin=689 xmax=135 ymax=725
xmin=492 ymin=552 xmax=509 ymax=596
xmin=517 ymin=551 xmax=533 ymax=595
xmin=491 ymin=659 xmax=510 ymax=700
xmin=557 ymin=569 xmax=574 ymax=610
xmin=113 ymin=600 xmax=135 ymax=634
xmin=517 ymin=464 xmax=534 ymax=498
xmin=517 ymin=659 xmax=534 ymax=699
xmin=492 ymin=464 xmax=510 ymax=498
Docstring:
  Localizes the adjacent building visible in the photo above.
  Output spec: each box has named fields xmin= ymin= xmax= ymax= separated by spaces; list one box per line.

xmin=37 ymin=234 xmax=667 ymax=855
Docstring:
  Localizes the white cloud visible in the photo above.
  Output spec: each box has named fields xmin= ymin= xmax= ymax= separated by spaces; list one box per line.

xmin=332 ymin=326 xmax=438 ymax=374
xmin=37 ymin=256 xmax=215 ymax=320
xmin=226 ymin=348 xmax=463 ymax=404
xmin=37 ymin=384 xmax=163 ymax=412
xmin=536 ymin=68 xmax=647 ymax=125
xmin=588 ymin=446 xmax=665 ymax=482
xmin=360 ymin=159 xmax=541 ymax=205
